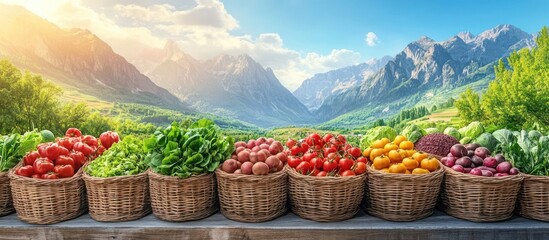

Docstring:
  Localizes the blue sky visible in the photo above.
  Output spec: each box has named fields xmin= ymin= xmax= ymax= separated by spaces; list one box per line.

xmin=222 ymin=0 xmax=549 ymax=59
xmin=3 ymin=0 xmax=547 ymax=90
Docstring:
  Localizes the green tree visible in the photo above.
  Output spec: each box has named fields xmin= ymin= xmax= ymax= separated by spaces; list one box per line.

xmin=481 ymin=27 xmax=549 ymax=130
xmin=57 ymin=102 xmax=89 ymax=134
xmin=455 ymin=87 xmax=484 ymax=124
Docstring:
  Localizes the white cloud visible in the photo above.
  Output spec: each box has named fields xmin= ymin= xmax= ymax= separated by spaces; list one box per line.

xmin=365 ymin=32 xmax=379 ymax=46
xmin=0 ymin=0 xmax=364 ymax=91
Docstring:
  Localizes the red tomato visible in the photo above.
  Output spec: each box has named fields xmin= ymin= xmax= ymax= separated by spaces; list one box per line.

xmin=323 ymin=147 xmax=337 ymax=157
xmin=290 ymin=146 xmax=301 ymax=156
xmin=323 ymin=160 xmax=338 ymax=172
xmin=31 ymin=174 xmax=41 ymax=179
xmin=323 ymin=134 xmax=334 ymax=145
xmin=302 ymin=152 xmax=317 ymax=162
xmin=65 ymin=128 xmax=82 ymax=138
xmin=54 ymin=165 xmax=75 ymax=178
xmin=69 ymin=151 xmax=86 ymax=169
xmin=309 ymin=168 xmax=320 ymax=176
xmin=338 ymin=158 xmax=354 ymax=171
xmin=356 ymin=157 xmax=368 ymax=164
xmin=33 ymin=158 xmax=55 ymax=174
xmin=347 ymin=147 xmax=362 ymax=159
xmin=81 ymin=135 xmax=99 ymax=148
xmin=287 ymin=156 xmax=302 ymax=168
xmin=310 ymin=157 xmax=324 ymax=170
xmin=23 ymin=151 xmax=40 ymax=166
xmin=73 ymin=142 xmax=94 ymax=156
xmin=300 ymin=143 xmax=310 ymax=153
xmin=354 ymin=162 xmax=367 ymax=175
xmin=55 ymin=155 xmax=75 ymax=168
xmin=99 ymin=131 xmax=120 ymax=150
xmin=45 ymin=144 xmax=62 ymax=160
xmin=326 ymin=152 xmax=340 ymax=163
xmin=295 ymin=161 xmax=312 ymax=175
xmin=286 ymin=138 xmax=297 ymax=148
xmin=57 ymin=138 xmax=74 ymax=151
xmin=37 ymin=143 xmax=51 ymax=158
xmin=16 ymin=166 xmax=34 ymax=177
xmin=341 ymin=170 xmax=356 ymax=177
xmin=337 ymin=135 xmax=347 ymax=145
xmin=316 ymin=171 xmax=327 ymax=177
xmin=308 ymin=133 xmax=323 ymax=147
xmin=41 ymin=172 xmax=59 ymax=179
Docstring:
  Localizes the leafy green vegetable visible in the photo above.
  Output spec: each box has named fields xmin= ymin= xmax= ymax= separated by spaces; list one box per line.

xmin=360 ymin=126 xmax=397 ymax=149
xmin=400 ymin=124 xmax=424 ymax=143
xmin=40 ymin=130 xmax=55 ymax=142
xmin=443 ymin=127 xmax=461 ymax=140
xmin=86 ymin=135 xmax=147 ymax=177
xmin=424 ymin=128 xmax=440 ymax=135
xmin=0 ymin=130 xmax=45 ymax=172
xmin=145 ymin=119 xmax=234 ymax=178
xmin=473 ymin=133 xmax=498 ymax=152
xmin=460 ymin=137 xmax=472 ymax=144
xmin=462 ymin=121 xmax=485 ymax=139
xmin=495 ymin=129 xmax=549 ymax=176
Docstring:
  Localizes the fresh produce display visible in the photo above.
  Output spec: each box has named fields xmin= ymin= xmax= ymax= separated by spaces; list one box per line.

xmin=85 ymin=136 xmax=147 ymax=177
xmin=144 ymin=119 xmax=234 ymax=178
xmin=493 ymin=129 xmax=549 ymax=176
xmin=287 ymin=133 xmax=367 ymax=177
xmin=364 ymin=135 xmax=440 ymax=174
xmin=0 ymin=130 xmax=49 ymax=172
xmin=360 ymin=126 xmax=397 ymax=149
xmin=221 ymin=137 xmax=286 ymax=175
xmin=400 ymin=124 xmax=424 ymax=143
xmin=458 ymin=121 xmax=485 ymax=144
xmin=414 ymin=133 xmax=460 ymax=157
xmin=99 ymin=131 xmax=120 ymax=150
xmin=443 ymin=127 xmax=461 ymax=141
xmin=441 ymin=143 xmax=520 ymax=177
xmin=13 ymin=128 xmax=113 ymax=179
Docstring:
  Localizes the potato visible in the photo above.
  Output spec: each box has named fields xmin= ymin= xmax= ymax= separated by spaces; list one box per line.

xmin=236 ymin=161 xmax=242 ymax=168
xmin=265 ymin=156 xmax=280 ymax=169
xmin=251 ymin=146 xmax=260 ymax=152
xmin=222 ymin=159 xmax=238 ymax=173
xmin=259 ymin=144 xmax=270 ymax=150
xmin=235 ymin=141 xmax=247 ymax=148
xmin=247 ymin=139 xmax=256 ymax=149
xmin=241 ymin=162 xmax=254 ymax=175
xmin=235 ymin=146 xmax=246 ymax=154
xmin=256 ymin=151 xmax=267 ymax=162
xmin=276 ymin=161 xmax=284 ymax=172
xmin=249 ymin=152 xmax=258 ymax=163
xmin=455 ymin=157 xmax=472 ymax=167
xmin=237 ymin=151 xmax=250 ymax=163
xmin=266 ymin=138 xmax=275 ymax=145
xmin=276 ymin=152 xmax=287 ymax=163
xmin=260 ymin=149 xmax=271 ymax=158
xmin=256 ymin=137 xmax=267 ymax=146
xmin=234 ymin=169 xmax=242 ymax=174
xmin=252 ymin=162 xmax=269 ymax=175
xmin=268 ymin=144 xmax=280 ymax=155
xmin=481 ymin=170 xmax=494 ymax=177
xmin=231 ymin=154 xmax=237 ymax=160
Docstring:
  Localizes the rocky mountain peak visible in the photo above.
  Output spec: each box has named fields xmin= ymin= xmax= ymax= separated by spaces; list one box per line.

xmin=457 ymin=31 xmax=475 ymax=43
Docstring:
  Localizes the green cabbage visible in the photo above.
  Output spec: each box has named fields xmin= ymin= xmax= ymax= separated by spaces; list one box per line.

xmin=360 ymin=126 xmax=397 ymax=149
xmin=528 ymin=130 xmax=543 ymax=141
xmin=424 ymin=128 xmax=440 ymax=134
xmin=460 ymin=137 xmax=472 ymax=144
xmin=400 ymin=124 xmax=424 ymax=143
xmin=444 ymin=127 xmax=461 ymax=140
xmin=40 ymin=130 xmax=55 ymax=142
xmin=462 ymin=121 xmax=485 ymax=139
xmin=473 ymin=133 xmax=498 ymax=152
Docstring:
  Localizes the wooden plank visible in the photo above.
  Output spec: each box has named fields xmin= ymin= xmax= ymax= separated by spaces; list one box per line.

xmin=1 ymin=210 xmax=548 ymax=240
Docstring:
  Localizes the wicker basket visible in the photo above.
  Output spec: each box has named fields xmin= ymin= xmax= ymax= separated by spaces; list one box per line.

xmin=83 ymin=171 xmax=150 ymax=222
xmin=0 ymin=171 xmax=14 ymax=216
xmin=516 ymin=174 xmax=549 ymax=221
xmin=438 ymin=165 xmax=524 ymax=222
xmin=287 ymin=166 xmax=366 ymax=222
xmin=364 ymin=162 xmax=444 ymax=221
xmin=148 ymin=170 xmax=218 ymax=222
xmin=215 ymin=168 xmax=287 ymax=223
xmin=8 ymin=162 xmax=87 ymax=224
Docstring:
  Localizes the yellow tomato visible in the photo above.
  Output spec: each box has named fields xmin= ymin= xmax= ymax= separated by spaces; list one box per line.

xmin=402 ymin=157 xmax=419 ymax=170
xmin=389 ymin=163 xmax=407 ymax=174
xmin=399 ymin=140 xmax=414 ymax=150
xmin=370 ymin=148 xmax=385 ymax=160
xmin=412 ymin=151 xmax=429 ymax=164
xmin=363 ymin=147 xmax=372 ymax=158
xmin=372 ymin=140 xmax=385 ymax=149
xmin=380 ymin=168 xmax=390 ymax=173
xmin=381 ymin=138 xmax=391 ymax=146
xmin=384 ymin=143 xmax=400 ymax=152
xmin=405 ymin=169 xmax=411 ymax=174
xmin=405 ymin=149 xmax=417 ymax=157
xmin=412 ymin=168 xmax=430 ymax=174
xmin=388 ymin=149 xmax=405 ymax=163
xmin=373 ymin=155 xmax=391 ymax=170
xmin=420 ymin=157 xmax=439 ymax=172
xmin=393 ymin=135 xmax=407 ymax=146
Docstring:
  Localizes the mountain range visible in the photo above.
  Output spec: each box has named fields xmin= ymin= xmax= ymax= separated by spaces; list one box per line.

xmin=0 ymin=4 xmax=186 ymax=110
xmin=313 ymin=24 xmax=535 ymax=127
xmin=0 ymin=3 xmax=538 ymax=129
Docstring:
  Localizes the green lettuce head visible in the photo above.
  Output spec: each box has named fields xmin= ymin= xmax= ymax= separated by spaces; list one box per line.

xmin=360 ymin=126 xmax=397 ymax=149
